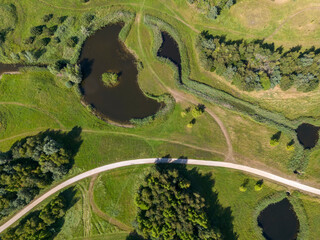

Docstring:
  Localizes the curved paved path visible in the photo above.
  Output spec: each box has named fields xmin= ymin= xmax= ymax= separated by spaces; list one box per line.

xmin=1 ymin=158 xmax=320 ymax=233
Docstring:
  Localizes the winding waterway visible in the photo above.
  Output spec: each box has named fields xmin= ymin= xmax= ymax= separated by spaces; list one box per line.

xmin=79 ymin=23 xmax=161 ymax=123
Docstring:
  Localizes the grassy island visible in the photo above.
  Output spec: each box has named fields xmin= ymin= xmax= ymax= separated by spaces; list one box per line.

xmin=101 ymin=72 xmax=120 ymax=87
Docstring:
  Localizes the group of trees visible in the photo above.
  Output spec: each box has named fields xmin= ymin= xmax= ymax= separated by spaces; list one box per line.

xmin=187 ymin=0 xmax=235 ymax=19
xmin=48 ymin=60 xmax=82 ymax=84
xmin=134 ymin=166 xmax=221 ymax=239
xmin=1 ymin=195 xmax=67 ymax=240
xmin=0 ymin=131 xmax=75 ymax=218
xmin=199 ymin=32 xmax=320 ymax=92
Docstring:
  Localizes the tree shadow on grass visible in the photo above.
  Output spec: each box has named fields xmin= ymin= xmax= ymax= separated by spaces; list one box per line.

xmin=50 ymin=187 xmax=80 ymax=239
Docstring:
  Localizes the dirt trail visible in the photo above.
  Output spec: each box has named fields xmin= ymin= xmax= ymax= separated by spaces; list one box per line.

xmin=265 ymin=6 xmax=320 ymax=40
xmin=136 ymin=12 xmax=233 ymax=161
xmin=88 ymin=175 xmax=132 ymax=232
xmin=0 ymin=102 xmax=65 ymax=128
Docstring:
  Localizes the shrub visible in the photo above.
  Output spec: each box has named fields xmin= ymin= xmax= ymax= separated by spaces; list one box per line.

xmin=39 ymin=37 xmax=51 ymax=47
xmin=66 ymin=36 xmax=78 ymax=47
xmin=24 ymin=36 xmax=35 ymax=44
xmin=192 ymin=104 xmax=205 ymax=118
xmin=270 ymin=131 xmax=281 ymax=146
xmin=101 ymin=72 xmax=119 ymax=87
xmin=181 ymin=111 xmax=187 ymax=118
xmin=287 ymin=139 xmax=295 ymax=151
xmin=239 ymin=185 xmax=247 ymax=192
xmin=65 ymin=81 xmax=73 ymax=88
xmin=42 ymin=14 xmax=53 ymax=22
xmin=30 ymin=25 xmax=44 ymax=36
xmin=254 ymin=180 xmax=263 ymax=191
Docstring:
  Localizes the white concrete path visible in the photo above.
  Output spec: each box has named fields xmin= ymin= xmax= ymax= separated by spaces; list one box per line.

xmin=1 ymin=158 xmax=320 ymax=233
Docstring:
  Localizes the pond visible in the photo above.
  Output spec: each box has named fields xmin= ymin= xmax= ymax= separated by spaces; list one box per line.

xmin=79 ymin=23 xmax=161 ymax=123
xmin=296 ymin=123 xmax=320 ymax=149
xmin=157 ymin=31 xmax=182 ymax=81
xmin=0 ymin=63 xmax=21 ymax=75
xmin=258 ymin=198 xmax=300 ymax=240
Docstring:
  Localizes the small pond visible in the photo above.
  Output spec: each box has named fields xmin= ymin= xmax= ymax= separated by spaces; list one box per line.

xmin=0 ymin=63 xmax=21 ymax=75
xmin=79 ymin=23 xmax=161 ymax=123
xmin=157 ymin=31 xmax=182 ymax=81
xmin=258 ymin=198 xmax=299 ymax=240
xmin=296 ymin=123 xmax=320 ymax=149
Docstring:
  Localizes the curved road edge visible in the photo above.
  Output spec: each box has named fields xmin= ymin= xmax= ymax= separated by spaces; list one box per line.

xmin=1 ymin=158 xmax=320 ymax=233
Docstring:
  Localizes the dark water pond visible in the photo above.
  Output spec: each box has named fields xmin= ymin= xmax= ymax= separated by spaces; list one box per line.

xmin=0 ymin=63 xmax=21 ymax=75
xmin=258 ymin=198 xmax=299 ymax=240
xmin=79 ymin=24 xmax=161 ymax=123
xmin=157 ymin=31 xmax=182 ymax=81
xmin=296 ymin=123 xmax=320 ymax=149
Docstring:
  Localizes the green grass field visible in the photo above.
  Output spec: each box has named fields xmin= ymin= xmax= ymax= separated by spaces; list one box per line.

xmin=91 ymin=165 xmax=320 ymax=240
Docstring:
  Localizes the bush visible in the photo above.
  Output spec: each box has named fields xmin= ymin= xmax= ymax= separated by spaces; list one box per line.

xmin=270 ymin=131 xmax=281 ymax=146
xmin=65 ymin=81 xmax=73 ymax=88
xmin=287 ymin=139 xmax=295 ymax=151
xmin=66 ymin=36 xmax=78 ymax=47
xmin=254 ymin=180 xmax=263 ymax=191
xmin=192 ymin=104 xmax=205 ymax=118
xmin=38 ymin=37 xmax=51 ymax=47
xmin=30 ymin=25 xmax=44 ymax=36
xmin=24 ymin=36 xmax=35 ymax=44
xmin=101 ymin=72 xmax=119 ymax=87
xmin=42 ymin=14 xmax=53 ymax=22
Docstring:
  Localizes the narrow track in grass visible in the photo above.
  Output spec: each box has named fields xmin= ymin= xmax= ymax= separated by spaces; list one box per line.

xmin=88 ymin=175 xmax=132 ymax=231
xmin=1 ymin=158 xmax=320 ymax=234
xmin=136 ymin=11 xmax=233 ymax=161
xmin=265 ymin=6 xmax=320 ymax=41
xmin=0 ymin=102 xmax=65 ymax=128
xmin=0 ymin=127 xmax=226 ymax=157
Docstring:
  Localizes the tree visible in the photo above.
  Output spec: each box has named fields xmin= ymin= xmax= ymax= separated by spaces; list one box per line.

xmin=134 ymin=167 xmax=221 ymax=240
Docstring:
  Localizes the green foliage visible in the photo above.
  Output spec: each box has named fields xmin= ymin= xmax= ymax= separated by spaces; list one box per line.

xmin=134 ymin=166 xmax=221 ymax=239
xmin=0 ymin=129 xmax=81 ymax=218
xmin=270 ymin=131 xmax=281 ymax=146
xmin=192 ymin=104 xmax=205 ymax=118
xmin=101 ymin=72 xmax=119 ymax=87
xmin=199 ymin=32 xmax=320 ymax=92
xmin=239 ymin=179 xmax=249 ymax=192
xmin=30 ymin=25 xmax=45 ymax=36
xmin=1 ymin=195 xmax=67 ymax=240
xmin=42 ymin=14 xmax=53 ymax=23
xmin=188 ymin=0 xmax=235 ymax=19
xmin=287 ymin=139 xmax=295 ymax=151
xmin=254 ymin=180 xmax=263 ymax=191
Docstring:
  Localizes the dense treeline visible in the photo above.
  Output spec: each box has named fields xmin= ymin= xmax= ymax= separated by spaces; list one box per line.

xmin=199 ymin=31 xmax=320 ymax=92
xmin=0 ymin=129 xmax=82 ymax=218
xmin=134 ymin=166 xmax=221 ymax=240
xmin=1 ymin=193 xmax=70 ymax=240
xmin=187 ymin=0 xmax=235 ymax=19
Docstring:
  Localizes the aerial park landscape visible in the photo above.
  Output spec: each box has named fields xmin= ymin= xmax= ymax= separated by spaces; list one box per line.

xmin=0 ymin=0 xmax=320 ymax=239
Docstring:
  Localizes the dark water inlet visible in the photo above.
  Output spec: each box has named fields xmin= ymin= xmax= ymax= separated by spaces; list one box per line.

xmin=296 ymin=123 xmax=320 ymax=149
xmin=157 ymin=31 xmax=182 ymax=81
xmin=258 ymin=198 xmax=299 ymax=240
xmin=79 ymin=24 xmax=161 ymax=123
xmin=0 ymin=63 xmax=21 ymax=75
